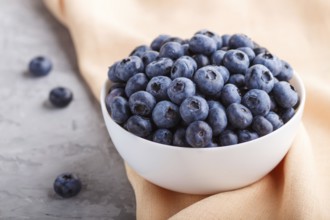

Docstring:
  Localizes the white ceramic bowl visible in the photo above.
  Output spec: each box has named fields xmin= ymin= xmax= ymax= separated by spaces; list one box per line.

xmin=100 ymin=72 xmax=305 ymax=195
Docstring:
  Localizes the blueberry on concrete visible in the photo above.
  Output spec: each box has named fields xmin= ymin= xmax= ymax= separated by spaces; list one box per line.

xmin=226 ymin=103 xmax=253 ymax=129
xmin=180 ymin=96 xmax=209 ymax=124
xmin=159 ymin=42 xmax=184 ymax=60
xmin=189 ymin=34 xmax=217 ymax=55
xmin=193 ymin=66 xmax=224 ymax=96
xmin=130 ymin=45 xmax=150 ymax=57
xmin=245 ymin=64 xmax=274 ymax=93
xmin=126 ymin=115 xmax=153 ymax=138
xmin=219 ymin=130 xmax=238 ymax=146
xmin=252 ymin=115 xmax=273 ymax=136
xmin=211 ymin=50 xmax=226 ymax=65
xmin=173 ymin=127 xmax=189 ymax=147
xmin=253 ymin=52 xmax=282 ymax=76
xmin=153 ymin=129 xmax=173 ymax=145
xmin=277 ymin=60 xmax=294 ymax=81
xmin=192 ymin=54 xmax=210 ymax=69
xmin=109 ymin=96 xmax=130 ymax=124
xmin=152 ymin=100 xmax=180 ymax=128
xmin=146 ymin=76 xmax=171 ymax=101
xmin=220 ymin=83 xmax=241 ymax=106
xmin=272 ymin=81 xmax=298 ymax=108
xmin=150 ymin=34 xmax=171 ymax=51
xmin=229 ymin=34 xmax=254 ymax=49
xmin=167 ymin=77 xmax=196 ymax=104
xmin=242 ymin=89 xmax=271 ymax=116
xmin=49 ymin=87 xmax=73 ymax=108
xmin=223 ymin=49 xmax=250 ymax=74
xmin=129 ymin=91 xmax=156 ymax=116
xmin=228 ymin=74 xmax=246 ymax=88
xmin=125 ymin=73 xmax=149 ymax=97
xmin=115 ymin=56 xmax=144 ymax=81
xmin=207 ymin=105 xmax=227 ymax=136
xmin=238 ymin=130 xmax=259 ymax=143
xmin=171 ymin=56 xmax=197 ymax=79
xmin=53 ymin=173 xmax=81 ymax=198
xmin=145 ymin=57 xmax=173 ymax=78
xmin=141 ymin=51 xmax=159 ymax=66
xmin=185 ymin=121 xmax=213 ymax=148
xmin=265 ymin=111 xmax=284 ymax=130
xmin=29 ymin=56 xmax=52 ymax=76
xmin=237 ymin=47 xmax=255 ymax=62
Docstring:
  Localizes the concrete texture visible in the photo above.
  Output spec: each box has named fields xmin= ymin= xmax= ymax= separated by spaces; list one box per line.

xmin=0 ymin=0 xmax=136 ymax=219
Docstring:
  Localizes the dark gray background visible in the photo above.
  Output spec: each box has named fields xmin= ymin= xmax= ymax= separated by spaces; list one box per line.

xmin=0 ymin=0 xmax=135 ymax=219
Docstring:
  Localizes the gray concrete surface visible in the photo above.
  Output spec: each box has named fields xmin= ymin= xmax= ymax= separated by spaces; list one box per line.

xmin=0 ymin=1 xmax=136 ymax=219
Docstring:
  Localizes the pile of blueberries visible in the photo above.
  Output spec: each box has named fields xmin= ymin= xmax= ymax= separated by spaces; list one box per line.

xmin=106 ymin=30 xmax=299 ymax=148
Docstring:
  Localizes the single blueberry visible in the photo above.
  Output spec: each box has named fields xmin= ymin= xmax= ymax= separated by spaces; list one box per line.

xmin=150 ymin=34 xmax=171 ymax=51
xmin=173 ymin=127 xmax=189 ymax=147
xmin=252 ymin=115 xmax=273 ymax=136
xmin=281 ymin=107 xmax=295 ymax=123
xmin=269 ymin=95 xmax=278 ymax=112
xmin=167 ymin=77 xmax=196 ymax=104
xmin=228 ymin=74 xmax=246 ymax=88
xmin=171 ymin=56 xmax=197 ymax=79
xmin=128 ymin=91 xmax=156 ymax=116
xmin=141 ymin=51 xmax=159 ymax=66
xmin=220 ymin=83 xmax=242 ymax=106
xmin=108 ymin=61 xmax=122 ymax=83
xmin=53 ymin=173 xmax=81 ymax=198
xmin=145 ymin=57 xmax=173 ymax=78
xmin=219 ymin=130 xmax=238 ymax=146
xmin=129 ymin=45 xmax=150 ymax=57
xmin=152 ymin=129 xmax=173 ymax=145
xmin=146 ymin=76 xmax=172 ymax=101
xmin=213 ymin=66 xmax=230 ymax=83
xmin=207 ymin=106 xmax=228 ymax=136
xmin=211 ymin=50 xmax=226 ymax=66
xmin=221 ymin=34 xmax=231 ymax=47
xmin=277 ymin=60 xmax=294 ymax=81
xmin=29 ymin=56 xmax=52 ymax=76
xmin=237 ymin=47 xmax=255 ymax=62
xmin=180 ymin=96 xmax=209 ymax=124
xmin=189 ymin=34 xmax=217 ymax=55
xmin=253 ymin=47 xmax=268 ymax=55
xmin=105 ymin=87 xmax=125 ymax=113
xmin=253 ymin=52 xmax=282 ymax=76
xmin=229 ymin=34 xmax=254 ymax=49
xmin=182 ymin=44 xmax=190 ymax=55
xmin=109 ymin=96 xmax=130 ymax=124
xmin=245 ymin=64 xmax=274 ymax=93
xmin=238 ymin=130 xmax=259 ymax=143
xmin=195 ymin=29 xmax=223 ymax=49
xmin=272 ymin=81 xmax=298 ymax=108
xmin=49 ymin=87 xmax=73 ymax=108
xmin=207 ymin=100 xmax=225 ymax=111
xmin=226 ymin=103 xmax=253 ymax=129
xmin=125 ymin=73 xmax=149 ymax=97
xmin=193 ymin=66 xmax=224 ymax=96
xmin=126 ymin=115 xmax=153 ymax=138
xmin=159 ymin=42 xmax=184 ymax=60
xmin=192 ymin=54 xmax=210 ymax=69
xmin=185 ymin=121 xmax=213 ymax=148
xmin=223 ymin=50 xmax=250 ymax=74
xmin=152 ymin=100 xmax=180 ymax=128
xmin=115 ymin=56 xmax=144 ymax=82
xmin=265 ymin=111 xmax=284 ymax=130
xmin=242 ymin=89 xmax=271 ymax=116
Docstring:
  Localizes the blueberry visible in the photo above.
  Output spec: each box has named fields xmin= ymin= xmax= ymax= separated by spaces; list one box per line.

xmin=105 ymin=87 xmax=125 ymax=113
xmin=141 ymin=51 xmax=159 ymax=66
xmin=153 ymin=129 xmax=173 ymax=145
xmin=195 ymin=29 xmax=223 ymax=49
xmin=109 ymin=96 xmax=130 ymax=124
xmin=163 ymin=37 xmax=185 ymax=45
xmin=192 ymin=54 xmax=210 ymax=69
xmin=173 ymin=127 xmax=189 ymax=147
xmin=265 ymin=111 xmax=283 ymax=130
xmin=207 ymin=105 xmax=227 ymax=136
xmin=128 ymin=91 xmax=156 ymax=116
xmin=189 ymin=34 xmax=217 ymax=55
xmin=220 ymin=34 xmax=230 ymax=47
xmin=253 ymin=47 xmax=268 ymax=55
xmin=185 ymin=121 xmax=213 ymax=148
xmin=242 ymin=89 xmax=271 ymax=116
xmin=159 ymin=42 xmax=184 ymax=60
xmin=146 ymin=76 xmax=171 ymax=101
xmin=226 ymin=103 xmax=253 ymax=129
xmin=182 ymin=44 xmax=190 ymax=55
xmin=269 ymin=95 xmax=278 ymax=112
xmin=180 ymin=96 xmax=209 ymax=124
xmin=53 ymin=173 xmax=81 ymax=198
xmin=126 ymin=115 xmax=153 ymax=138
xmin=206 ymin=141 xmax=218 ymax=148
xmin=207 ymin=100 xmax=225 ymax=111
xmin=150 ymin=34 xmax=171 ymax=51
xmin=281 ymin=107 xmax=295 ymax=123
xmin=167 ymin=77 xmax=196 ymax=104
xmin=152 ymin=101 xmax=180 ymax=128
xmin=277 ymin=60 xmax=293 ymax=81
xmin=125 ymin=73 xmax=149 ymax=97
xmin=219 ymin=130 xmax=238 ymax=146
xmin=238 ymin=130 xmax=259 ymax=143
xmin=49 ymin=87 xmax=73 ymax=108
xmin=171 ymin=56 xmax=197 ymax=79
xmin=253 ymin=52 xmax=282 ymax=76
xmin=29 ymin=56 xmax=52 ymax=76
xmin=237 ymin=47 xmax=255 ymax=62
xmin=115 ymin=56 xmax=144 ymax=81
xmin=228 ymin=74 xmax=246 ymax=88
xmin=108 ymin=61 xmax=122 ymax=82
xmin=252 ymin=115 xmax=273 ymax=136
xmin=223 ymin=50 xmax=250 ymax=74
xmin=211 ymin=50 xmax=226 ymax=66
xmin=272 ymin=81 xmax=298 ymax=108
xmin=130 ymin=45 xmax=150 ymax=57
xmin=220 ymin=84 xmax=241 ymax=106
xmin=229 ymin=34 xmax=254 ymax=49
xmin=193 ymin=66 xmax=224 ymax=96
xmin=245 ymin=64 xmax=274 ymax=93
xmin=145 ymin=57 xmax=173 ymax=78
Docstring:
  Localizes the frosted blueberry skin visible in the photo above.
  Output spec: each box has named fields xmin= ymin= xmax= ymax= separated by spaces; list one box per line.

xmin=219 ymin=130 xmax=238 ymax=146
xmin=226 ymin=103 xmax=253 ymax=129
xmin=150 ymin=34 xmax=171 ymax=51
xmin=145 ymin=57 xmax=173 ymax=78
xmin=185 ymin=121 xmax=213 ymax=148
xmin=253 ymin=52 xmax=282 ymax=76
xmin=153 ymin=129 xmax=173 ymax=145
xmin=29 ymin=56 xmax=52 ymax=76
xmin=272 ymin=81 xmax=299 ymax=108
xmin=126 ymin=115 xmax=153 ymax=138
xmin=189 ymin=34 xmax=217 ymax=56
xmin=159 ymin=42 xmax=184 ymax=60
xmin=245 ymin=64 xmax=275 ymax=93
xmin=141 ymin=51 xmax=159 ymax=66
xmin=193 ymin=66 xmax=224 ymax=97
xmin=115 ymin=56 xmax=144 ymax=82
xmin=128 ymin=91 xmax=156 ymax=116
xmin=53 ymin=173 xmax=82 ymax=198
xmin=171 ymin=56 xmax=197 ymax=79
xmin=265 ymin=111 xmax=284 ymax=130
xmin=223 ymin=49 xmax=250 ymax=74
xmin=146 ymin=76 xmax=171 ymax=101
xmin=125 ymin=73 xmax=149 ymax=97
xmin=167 ymin=77 xmax=196 ymax=105
xmin=49 ymin=87 xmax=73 ymax=108
xmin=152 ymin=101 xmax=180 ymax=129
xmin=238 ymin=130 xmax=259 ymax=143
xmin=220 ymin=83 xmax=242 ymax=107
xmin=109 ymin=96 xmax=130 ymax=124
xmin=242 ymin=89 xmax=271 ymax=116
xmin=180 ymin=96 xmax=209 ymax=124
xmin=192 ymin=54 xmax=210 ymax=69
xmin=207 ymin=106 xmax=228 ymax=136
xmin=252 ymin=115 xmax=273 ymax=136
xmin=229 ymin=34 xmax=254 ymax=49
xmin=173 ymin=127 xmax=189 ymax=147
xmin=130 ymin=45 xmax=150 ymax=57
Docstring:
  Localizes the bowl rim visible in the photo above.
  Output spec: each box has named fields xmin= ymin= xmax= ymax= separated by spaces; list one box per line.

xmin=100 ymin=71 xmax=306 ymax=152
